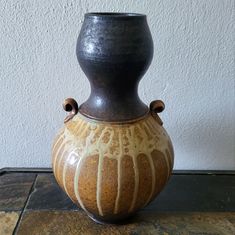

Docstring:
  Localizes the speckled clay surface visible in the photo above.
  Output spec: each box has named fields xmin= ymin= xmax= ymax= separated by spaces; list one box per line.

xmin=52 ymin=111 xmax=174 ymax=223
xmin=52 ymin=12 xmax=174 ymax=223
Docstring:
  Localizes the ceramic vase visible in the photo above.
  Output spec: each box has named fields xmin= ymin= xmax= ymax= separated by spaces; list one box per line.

xmin=52 ymin=12 xmax=174 ymax=224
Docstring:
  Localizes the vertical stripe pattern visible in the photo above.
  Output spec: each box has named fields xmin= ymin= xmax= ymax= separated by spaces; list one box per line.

xmin=52 ymin=112 xmax=174 ymax=220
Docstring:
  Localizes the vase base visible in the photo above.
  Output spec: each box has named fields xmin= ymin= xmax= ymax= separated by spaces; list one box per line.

xmin=87 ymin=212 xmax=135 ymax=225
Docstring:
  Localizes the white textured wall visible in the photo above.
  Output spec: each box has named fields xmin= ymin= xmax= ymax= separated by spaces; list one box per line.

xmin=0 ymin=0 xmax=234 ymax=170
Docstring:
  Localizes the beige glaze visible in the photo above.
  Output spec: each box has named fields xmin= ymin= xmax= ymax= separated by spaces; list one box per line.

xmin=52 ymin=111 xmax=174 ymax=222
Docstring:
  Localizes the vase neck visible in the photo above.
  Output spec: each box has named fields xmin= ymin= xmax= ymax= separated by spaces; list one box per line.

xmin=79 ymin=76 xmax=148 ymax=122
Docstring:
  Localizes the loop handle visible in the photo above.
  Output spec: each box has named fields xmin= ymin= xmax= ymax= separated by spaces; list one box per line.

xmin=150 ymin=100 xmax=165 ymax=125
xmin=63 ymin=98 xmax=79 ymax=123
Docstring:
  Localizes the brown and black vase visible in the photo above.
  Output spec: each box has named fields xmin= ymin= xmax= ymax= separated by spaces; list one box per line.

xmin=52 ymin=13 xmax=174 ymax=224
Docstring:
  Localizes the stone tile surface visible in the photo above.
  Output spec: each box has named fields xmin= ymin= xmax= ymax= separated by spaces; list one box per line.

xmin=25 ymin=173 xmax=235 ymax=212
xmin=16 ymin=211 xmax=235 ymax=235
xmin=145 ymin=175 xmax=235 ymax=212
xmin=26 ymin=174 xmax=78 ymax=210
xmin=0 ymin=173 xmax=36 ymax=210
xmin=1 ymin=172 xmax=234 ymax=234
xmin=0 ymin=211 xmax=20 ymax=235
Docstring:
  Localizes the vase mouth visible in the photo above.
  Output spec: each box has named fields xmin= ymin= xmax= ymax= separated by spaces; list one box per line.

xmin=85 ymin=12 xmax=146 ymax=19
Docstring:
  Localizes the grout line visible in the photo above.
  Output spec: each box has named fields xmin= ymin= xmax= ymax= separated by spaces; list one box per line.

xmin=13 ymin=174 xmax=38 ymax=235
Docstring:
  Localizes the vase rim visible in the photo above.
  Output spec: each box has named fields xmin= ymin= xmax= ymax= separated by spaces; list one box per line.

xmin=85 ymin=12 xmax=146 ymax=19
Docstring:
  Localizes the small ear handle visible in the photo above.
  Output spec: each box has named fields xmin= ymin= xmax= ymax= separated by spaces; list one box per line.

xmin=150 ymin=100 xmax=165 ymax=125
xmin=63 ymin=98 xmax=79 ymax=123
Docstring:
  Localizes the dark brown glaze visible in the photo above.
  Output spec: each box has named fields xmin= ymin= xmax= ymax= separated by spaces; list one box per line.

xmin=63 ymin=98 xmax=79 ymax=123
xmin=76 ymin=13 xmax=153 ymax=121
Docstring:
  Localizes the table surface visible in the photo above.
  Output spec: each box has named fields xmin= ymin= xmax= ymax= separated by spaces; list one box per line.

xmin=0 ymin=169 xmax=234 ymax=235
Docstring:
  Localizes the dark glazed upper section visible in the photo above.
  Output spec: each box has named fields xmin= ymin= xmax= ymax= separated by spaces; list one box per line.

xmin=85 ymin=12 xmax=146 ymax=18
xmin=77 ymin=13 xmax=152 ymax=63
xmin=76 ymin=13 xmax=153 ymax=121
